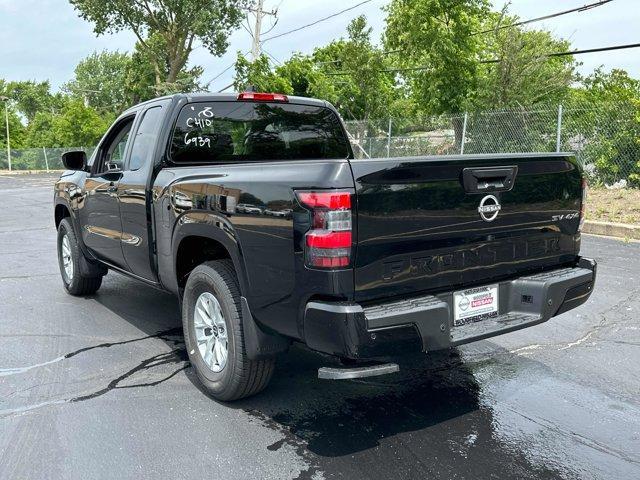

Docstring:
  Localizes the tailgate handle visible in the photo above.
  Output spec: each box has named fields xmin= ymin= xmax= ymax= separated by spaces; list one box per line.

xmin=462 ymin=166 xmax=518 ymax=193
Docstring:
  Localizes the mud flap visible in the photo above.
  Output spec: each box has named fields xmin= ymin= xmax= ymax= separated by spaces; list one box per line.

xmin=241 ymin=296 xmax=290 ymax=360
xmin=78 ymin=255 xmax=108 ymax=278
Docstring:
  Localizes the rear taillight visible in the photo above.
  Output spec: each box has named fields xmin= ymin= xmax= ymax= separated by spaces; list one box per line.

xmin=579 ymin=177 xmax=588 ymax=231
xmin=296 ymin=190 xmax=352 ymax=269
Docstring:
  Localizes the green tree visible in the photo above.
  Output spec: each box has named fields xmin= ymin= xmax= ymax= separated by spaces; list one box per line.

xmin=233 ymin=52 xmax=336 ymax=102
xmin=69 ymin=0 xmax=249 ymax=85
xmin=24 ymin=99 xmax=114 ymax=148
xmin=273 ymin=54 xmax=334 ymax=99
xmin=234 ymin=16 xmax=409 ymax=124
xmin=313 ymin=16 xmax=402 ymax=122
xmin=5 ymin=80 xmax=60 ymax=123
xmin=0 ymin=80 xmax=28 ymax=150
xmin=0 ymin=104 xmax=28 ymax=150
xmin=126 ymin=33 xmax=204 ymax=100
xmin=476 ymin=11 xmax=576 ymax=108
xmin=383 ymin=0 xmax=490 ymax=115
xmin=64 ymin=50 xmax=132 ymax=113
xmin=53 ymin=99 xmax=114 ymax=147
xmin=66 ymin=45 xmax=204 ymax=115
xmin=574 ymin=68 xmax=640 ymax=104
xmin=22 ymin=111 xmax=57 ymax=148
xmin=567 ymin=69 xmax=640 ymax=186
xmin=233 ymin=53 xmax=294 ymax=94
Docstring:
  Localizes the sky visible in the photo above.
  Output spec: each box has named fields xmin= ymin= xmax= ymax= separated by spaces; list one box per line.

xmin=0 ymin=0 xmax=639 ymax=93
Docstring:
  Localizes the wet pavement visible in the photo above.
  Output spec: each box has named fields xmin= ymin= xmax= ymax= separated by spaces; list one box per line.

xmin=1 ymin=173 xmax=639 ymax=479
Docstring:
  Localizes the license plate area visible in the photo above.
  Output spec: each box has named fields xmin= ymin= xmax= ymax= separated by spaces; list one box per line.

xmin=453 ymin=284 xmax=499 ymax=327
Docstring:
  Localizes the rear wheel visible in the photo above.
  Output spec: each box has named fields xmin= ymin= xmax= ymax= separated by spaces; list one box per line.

xmin=57 ymin=218 xmax=103 ymax=295
xmin=182 ymin=260 xmax=275 ymax=401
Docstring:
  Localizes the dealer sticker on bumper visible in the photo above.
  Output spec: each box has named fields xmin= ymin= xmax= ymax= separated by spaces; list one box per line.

xmin=453 ymin=284 xmax=499 ymax=327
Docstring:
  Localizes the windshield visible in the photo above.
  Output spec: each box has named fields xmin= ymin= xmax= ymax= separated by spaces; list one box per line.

xmin=170 ymin=101 xmax=350 ymax=163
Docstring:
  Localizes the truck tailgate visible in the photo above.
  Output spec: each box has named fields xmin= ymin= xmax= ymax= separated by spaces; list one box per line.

xmin=350 ymin=153 xmax=583 ymax=303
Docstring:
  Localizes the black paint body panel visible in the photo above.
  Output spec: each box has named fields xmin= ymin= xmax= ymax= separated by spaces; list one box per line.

xmin=154 ymin=160 xmax=355 ymax=340
xmin=350 ymin=154 xmax=583 ymax=304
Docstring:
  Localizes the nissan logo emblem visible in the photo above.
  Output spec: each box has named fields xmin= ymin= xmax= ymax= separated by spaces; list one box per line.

xmin=478 ymin=195 xmax=501 ymax=222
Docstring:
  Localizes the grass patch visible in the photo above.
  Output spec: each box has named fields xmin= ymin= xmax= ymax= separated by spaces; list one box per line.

xmin=587 ymin=188 xmax=640 ymax=225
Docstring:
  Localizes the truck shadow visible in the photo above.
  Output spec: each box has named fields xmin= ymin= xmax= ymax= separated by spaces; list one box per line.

xmin=237 ymin=347 xmax=484 ymax=457
xmin=228 ymin=346 xmax=561 ymax=479
xmin=94 ymin=275 xmax=561 ymax=479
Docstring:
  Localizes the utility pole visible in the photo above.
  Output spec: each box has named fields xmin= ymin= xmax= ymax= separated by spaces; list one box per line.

xmin=0 ymin=96 xmax=10 ymax=171
xmin=249 ymin=0 xmax=277 ymax=61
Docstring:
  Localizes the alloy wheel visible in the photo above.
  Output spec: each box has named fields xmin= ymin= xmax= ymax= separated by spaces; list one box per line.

xmin=193 ymin=292 xmax=228 ymax=373
xmin=61 ymin=234 xmax=74 ymax=281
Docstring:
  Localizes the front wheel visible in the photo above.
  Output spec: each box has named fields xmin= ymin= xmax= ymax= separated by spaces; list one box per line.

xmin=182 ymin=260 xmax=275 ymax=401
xmin=57 ymin=218 xmax=103 ymax=296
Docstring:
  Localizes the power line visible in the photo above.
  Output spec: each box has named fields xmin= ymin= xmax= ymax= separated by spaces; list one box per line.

xmin=323 ymin=42 xmax=640 ymax=75
xmin=204 ymin=61 xmax=238 ymax=87
xmin=314 ymin=0 xmax=615 ymax=65
xmin=218 ymin=82 xmax=235 ymax=93
xmin=262 ymin=17 xmax=279 ymax=36
xmin=261 ymin=0 xmax=374 ymax=43
xmin=261 ymin=5 xmax=280 ymax=37
xmin=263 ymin=49 xmax=282 ymax=65
xmin=475 ymin=0 xmax=615 ymax=35
xmin=210 ymin=0 xmax=619 ymax=86
xmin=481 ymin=42 xmax=640 ymax=63
xmin=242 ymin=16 xmax=255 ymax=39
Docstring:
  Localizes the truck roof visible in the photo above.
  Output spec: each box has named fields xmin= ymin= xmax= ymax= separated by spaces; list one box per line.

xmin=123 ymin=92 xmax=330 ymax=115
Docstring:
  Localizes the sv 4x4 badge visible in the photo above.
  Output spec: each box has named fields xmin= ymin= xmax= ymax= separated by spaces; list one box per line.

xmin=552 ymin=212 xmax=580 ymax=221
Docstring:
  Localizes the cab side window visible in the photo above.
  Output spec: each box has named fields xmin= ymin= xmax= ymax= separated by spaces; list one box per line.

xmin=128 ymin=106 xmax=163 ymax=171
xmin=107 ymin=127 xmax=131 ymax=169
xmin=95 ymin=117 xmax=135 ymax=174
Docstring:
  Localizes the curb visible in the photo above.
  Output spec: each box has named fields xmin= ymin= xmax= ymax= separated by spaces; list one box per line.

xmin=583 ymin=220 xmax=640 ymax=240
xmin=0 ymin=170 xmax=64 ymax=175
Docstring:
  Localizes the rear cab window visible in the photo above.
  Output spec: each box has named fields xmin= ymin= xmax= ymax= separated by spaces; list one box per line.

xmin=170 ymin=101 xmax=350 ymax=163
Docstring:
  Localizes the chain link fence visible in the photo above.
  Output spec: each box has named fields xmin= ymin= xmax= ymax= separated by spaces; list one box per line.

xmin=2 ymin=103 xmax=638 ymax=187
xmin=0 ymin=147 xmax=95 ymax=171
xmin=345 ymin=102 xmax=640 ymax=187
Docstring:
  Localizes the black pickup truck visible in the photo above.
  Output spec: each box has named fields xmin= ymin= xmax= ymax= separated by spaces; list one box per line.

xmin=54 ymin=92 xmax=596 ymax=400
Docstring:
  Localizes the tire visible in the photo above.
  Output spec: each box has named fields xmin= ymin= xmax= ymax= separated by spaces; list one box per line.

xmin=57 ymin=218 xmax=103 ymax=296
xmin=182 ymin=260 xmax=275 ymax=401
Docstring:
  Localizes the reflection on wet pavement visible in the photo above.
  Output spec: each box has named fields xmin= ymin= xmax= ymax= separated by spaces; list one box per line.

xmin=234 ymin=348 xmax=567 ymax=479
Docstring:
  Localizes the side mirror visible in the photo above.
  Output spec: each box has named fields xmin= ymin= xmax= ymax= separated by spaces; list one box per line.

xmin=105 ymin=162 xmax=121 ymax=173
xmin=61 ymin=150 xmax=87 ymax=171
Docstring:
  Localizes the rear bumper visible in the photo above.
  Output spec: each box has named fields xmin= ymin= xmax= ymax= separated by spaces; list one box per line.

xmin=303 ymin=257 xmax=597 ymax=359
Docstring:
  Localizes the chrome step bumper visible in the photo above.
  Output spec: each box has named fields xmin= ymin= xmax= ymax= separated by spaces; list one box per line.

xmin=303 ymin=257 xmax=597 ymax=359
xmin=365 ymin=258 xmax=596 ymax=349
xmin=318 ymin=363 xmax=399 ymax=380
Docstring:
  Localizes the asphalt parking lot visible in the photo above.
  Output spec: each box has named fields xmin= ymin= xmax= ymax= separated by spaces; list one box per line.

xmin=1 ymin=173 xmax=639 ymax=480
